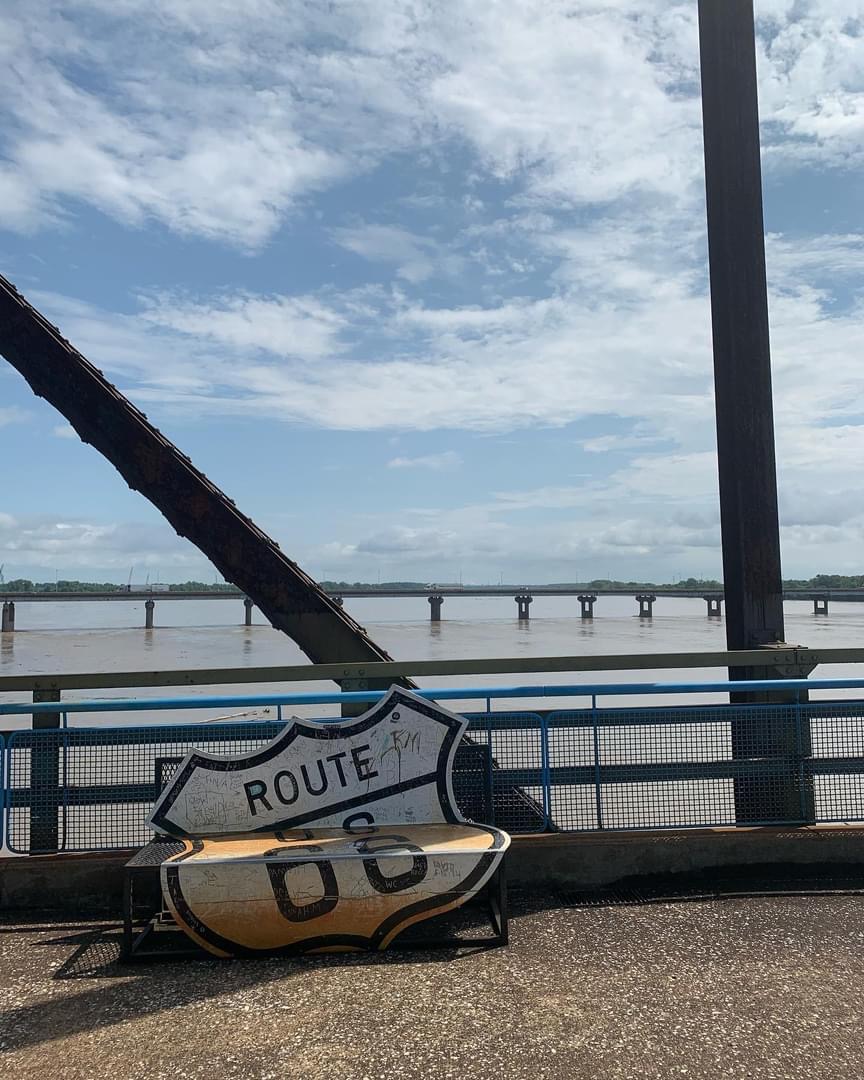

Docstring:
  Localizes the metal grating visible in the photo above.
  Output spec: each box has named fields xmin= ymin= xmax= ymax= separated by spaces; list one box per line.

xmin=6 ymin=699 xmax=864 ymax=852
xmin=465 ymin=713 xmax=547 ymax=832
xmin=5 ymin=722 xmax=285 ymax=854
xmin=547 ymin=702 xmax=818 ymax=831
xmin=4 ymin=718 xmax=526 ymax=853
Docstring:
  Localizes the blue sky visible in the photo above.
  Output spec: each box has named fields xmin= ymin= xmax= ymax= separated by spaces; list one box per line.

xmin=0 ymin=0 xmax=862 ymax=585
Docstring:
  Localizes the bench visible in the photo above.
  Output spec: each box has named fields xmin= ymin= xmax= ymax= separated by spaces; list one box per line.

xmin=122 ymin=687 xmax=510 ymax=958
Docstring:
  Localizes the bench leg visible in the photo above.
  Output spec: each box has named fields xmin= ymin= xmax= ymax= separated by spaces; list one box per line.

xmin=121 ymin=873 xmax=134 ymax=961
xmin=488 ymin=860 xmax=509 ymax=946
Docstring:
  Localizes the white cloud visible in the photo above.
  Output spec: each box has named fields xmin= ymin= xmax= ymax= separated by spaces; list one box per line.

xmin=758 ymin=3 xmax=864 ymax=169
xmin=140 ymin=293 xmax=346 ymax=360
xmin=386 ymin=451 xmax=461 ymax=470
xmin=21 ymin=212 xmax=862 ymax=447
xmin=1 ymin=2 xmax=859 ymax=247
xmin=332 ymin=225 xmax=449 ymax=284
xmin=0 ymin=513 xmax=204 ymax=571
xmin=0 ymin=407 xmax=30 ymax=428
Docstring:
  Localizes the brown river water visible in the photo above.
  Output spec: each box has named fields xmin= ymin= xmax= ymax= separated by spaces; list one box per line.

xmin=2 ymin=594 xmax=863 ymax=728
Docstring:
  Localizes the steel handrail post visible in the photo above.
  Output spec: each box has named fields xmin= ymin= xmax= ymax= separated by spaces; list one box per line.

xmin=539 ymin=711 xmax=551 ymax=830
xmin=795 ymin=686 xmax=811 ymax=823
xmin=485 ymin=712 xmax=495 ymax=826
xmin=60 ymin=726 xmax=69 ymax=852
xmin=592 ymin=694 xmax=603 ymax=829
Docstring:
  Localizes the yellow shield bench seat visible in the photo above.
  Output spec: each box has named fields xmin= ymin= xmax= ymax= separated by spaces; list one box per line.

xmin=162 ymin=823 xmax=510 ymax=956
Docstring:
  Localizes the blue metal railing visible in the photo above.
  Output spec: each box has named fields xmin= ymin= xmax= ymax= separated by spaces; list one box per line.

xmin=4 ymin=678 xmax=864 ymax=853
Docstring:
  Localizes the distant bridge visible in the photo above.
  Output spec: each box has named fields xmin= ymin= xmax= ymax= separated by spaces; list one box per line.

xmin=0 ymin=586 xmax=855 ymax=631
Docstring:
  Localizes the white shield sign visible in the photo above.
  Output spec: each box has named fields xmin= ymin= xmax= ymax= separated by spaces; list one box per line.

xmin=148 ymin=687 xmax=469 ymax=836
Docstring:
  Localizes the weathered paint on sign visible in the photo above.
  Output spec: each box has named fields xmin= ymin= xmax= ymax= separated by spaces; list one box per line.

xmin=161 ymin=824 xmax=509 ymax=955
xmin=148 ymin=688 xmax=466 ymax=836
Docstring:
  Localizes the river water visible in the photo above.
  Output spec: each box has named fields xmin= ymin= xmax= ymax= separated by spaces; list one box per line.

xmin=2 ymin=594 xmax=863 ymax=728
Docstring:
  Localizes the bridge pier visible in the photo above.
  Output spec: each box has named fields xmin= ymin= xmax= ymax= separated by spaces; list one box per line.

xmin=705 ymin=596 xmax=722 ymax=617
xmin=577 ymin=594 xmax=597 ymax=619
xmin=144 ymin=599 xmax=155 ymax=630
xmin=1 ymin=601 xmax=14 ymax=632
xmin=428 ymin=594 xmax=444 ymax=622
xmin=635 ymin=594 xmax=656 ymax=618
xmin=243 ymin=597 xmax=254 ymax=626
xmin=813 ymin=596 xmax=829 ymax=616
xmin=333 ymin=596 xmax=343 ymax=607
xmin=515 ymin=593 xmax=533 ymax=620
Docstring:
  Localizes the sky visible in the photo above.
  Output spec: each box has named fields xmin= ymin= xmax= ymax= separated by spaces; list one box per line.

xmin=0 ymin=0 xmax=862 ymax=586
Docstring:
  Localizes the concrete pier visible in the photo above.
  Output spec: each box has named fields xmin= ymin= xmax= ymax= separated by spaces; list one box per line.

xmin=515 ymin=593 xmax=533 ymax=620
xmin=428 ymin=594 xmax=444 ymax=622
xmin=1 ymin=600 xmax=14 ymax=632
xmin=243 ymin=597 xmax=254 ymax=626
xmin=577 ymin=593 xmax=597 ymax=619
xmin=705 ymin=596 xmax=722 ymax=617
xmin=814 ymin=597 xmax=829 ymax=615
xmin=144 ymin=599 xmax=155 ymax=629
xmin=635 ymin=594 xmax=656 ymax=618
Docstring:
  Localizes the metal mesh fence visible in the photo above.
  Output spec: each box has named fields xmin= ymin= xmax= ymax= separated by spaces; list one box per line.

xmin=465 ymin=713 xmax=547 ymax=833
xmin=547 ymin=702 xmax=835 ymax=831
xmin=6 ymin=700 xmax=864 ymax=852
xmin=4 ymin=717 xmax=535 ymax=852
xmin=809 ymin=701 xmax=864 ymax=822
xmin=5 ymin=722 xmax=287 ymax=853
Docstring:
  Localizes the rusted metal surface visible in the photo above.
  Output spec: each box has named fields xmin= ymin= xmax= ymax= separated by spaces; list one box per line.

xmin=698 ymin=0 xmax=812 ymax=822
xmin=0 ymin=274 xmax=404 ymax=676
xmin=698 ymin=0 xmax=786 ymax=657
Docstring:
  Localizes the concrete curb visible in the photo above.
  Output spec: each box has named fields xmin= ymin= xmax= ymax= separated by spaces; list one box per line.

xmin=4 ymin=826 xmax=864 ymax=915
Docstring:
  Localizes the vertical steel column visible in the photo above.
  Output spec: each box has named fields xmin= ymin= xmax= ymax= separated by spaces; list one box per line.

xmin=698 ymin=0 xmax=813 ymax=823
xmin=30 ymin=689 xmax=61 ymax=852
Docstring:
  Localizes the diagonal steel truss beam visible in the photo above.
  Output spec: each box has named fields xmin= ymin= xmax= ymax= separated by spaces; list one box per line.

xmin=0 ymin=274 xmax=407 ymax=678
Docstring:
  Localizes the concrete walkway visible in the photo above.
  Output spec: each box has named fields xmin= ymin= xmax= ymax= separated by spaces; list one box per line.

xmin=1 ymin=894 xmax=862 ymax=1079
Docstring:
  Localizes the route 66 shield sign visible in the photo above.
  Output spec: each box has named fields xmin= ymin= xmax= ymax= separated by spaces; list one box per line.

xmin=148 ymin=688 xmax=470 ymax=836
xmin=147 ymin=688 xmax=510 ymax=954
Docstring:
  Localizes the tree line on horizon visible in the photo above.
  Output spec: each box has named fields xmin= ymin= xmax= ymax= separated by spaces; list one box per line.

xmin=0 ymin=579 xmax=239 ymax=593
xmin=3 ymin=574 xmax=863 ymax=593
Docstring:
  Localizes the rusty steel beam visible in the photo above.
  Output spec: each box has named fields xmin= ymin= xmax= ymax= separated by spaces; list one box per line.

xmin=698 ymin=0 xmax=812 ymax=823
xmin=0 ymin=274 xmax=409 ymax=684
